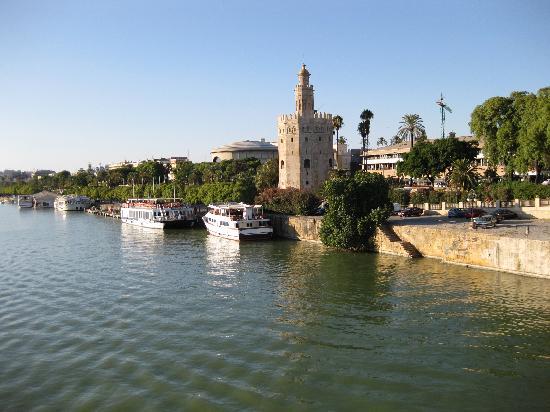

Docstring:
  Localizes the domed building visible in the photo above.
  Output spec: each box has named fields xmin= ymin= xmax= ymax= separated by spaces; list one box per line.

xmin=211 ymin=139 xmax=278 ymax=163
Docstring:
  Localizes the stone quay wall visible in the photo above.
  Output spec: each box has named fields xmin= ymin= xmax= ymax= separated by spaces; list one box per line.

xmin=268 ymin=214 xmax=549 ymax=279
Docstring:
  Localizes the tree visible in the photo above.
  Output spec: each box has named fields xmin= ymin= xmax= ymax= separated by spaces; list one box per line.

xmin=397 ymin=137 xmax=478 ymax=184
xmin=174 ymin=161 xmax=195 ymax=185
xmin=337 ymin=135 xmax=347 ymax=144
xmin=376 ymin=137 xmax=387 ymax=147
xmin=255 ymin=159 xmax=279 ymax=192
xmin=319 ymin=172 xmax=391 ymax=251
xmin=390 ymin=135 xmax=403 ymax=145
xmin=332 ymin=115 xmax=344 ymax=143
xmin=397 ymin=114 xmax=425 ymax=150
xmin=358 ymin=109 xmax=374 ymax=170
xmin=448 ymin=159 xmax=480 ymax=190
xmin=397 ymin=141 xmax=440 ymax=184
xmin=470 ymin=93 xmax=526 ymax=177
xmin=515 ymin=87 xmax=550 ymax=182
xmin=136 ymin=161 xmax=167 ymax=183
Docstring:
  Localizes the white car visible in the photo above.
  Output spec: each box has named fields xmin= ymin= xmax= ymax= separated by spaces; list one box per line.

xmin=472 ymin=215 xmax=497 ymax=229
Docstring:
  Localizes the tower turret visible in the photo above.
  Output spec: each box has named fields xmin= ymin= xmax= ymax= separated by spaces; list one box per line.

xmin=295 ymin=64 xmax=314 ymax=117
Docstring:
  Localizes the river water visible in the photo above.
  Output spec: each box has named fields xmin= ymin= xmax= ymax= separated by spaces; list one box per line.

xmin=0 ymin=205 xmax=549 ymax=410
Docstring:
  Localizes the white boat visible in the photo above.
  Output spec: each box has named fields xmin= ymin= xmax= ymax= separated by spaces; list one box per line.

xmin=202 ymin=202 xmax=273 ymax=241
xmin=120 ymin=198 xmax=198 ymax=229
xmin=17 ymin=195 xmax=33 ymax=208
xmin=54 ymin=195 xmax=91 ymax=211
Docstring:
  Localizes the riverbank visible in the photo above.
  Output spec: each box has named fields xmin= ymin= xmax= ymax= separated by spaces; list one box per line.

xmin=268 ymin=214 xmax=550 ymax=279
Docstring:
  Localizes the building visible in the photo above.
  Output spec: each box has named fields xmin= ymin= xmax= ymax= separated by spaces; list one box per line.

xmin=278 ymin=65 xmax=333 ymax=190
xmin=211 ymin=139 xmax=278 ymax=163
xmin=107 ymin=157 xmax=189 ymax=180
xmin=365 ymin=136 xmax=498 ymax=178
xmin=32 ymin=170 xmax=56 ymax=179
xmin=333 ymin=141 xmax=352 ymax=170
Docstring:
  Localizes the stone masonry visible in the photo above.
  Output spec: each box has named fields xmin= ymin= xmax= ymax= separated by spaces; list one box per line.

xmin=278 ymin=65 xmax=333 ymax=190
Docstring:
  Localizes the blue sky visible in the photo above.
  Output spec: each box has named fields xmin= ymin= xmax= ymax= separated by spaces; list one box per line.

xmin=1 ymin=0 xmax=549 ymax=171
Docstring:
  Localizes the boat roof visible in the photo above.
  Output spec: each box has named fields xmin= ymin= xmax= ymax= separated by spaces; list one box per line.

xmin=127 ymin=198 xmax=184 ymax=202
xmin=208 ymin=202 xmax=263 ymax=209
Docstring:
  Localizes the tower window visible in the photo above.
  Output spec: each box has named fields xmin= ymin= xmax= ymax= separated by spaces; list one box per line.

xmin=291 ymin=138 xmax=293 ymax=142
xmin=306 ymin=181 xmax=309 ymax=185
xmin=280 ymin=138 xmax=283 ymax=143
xmin=305 ymin=137 xmax=308 ymax=142
xmin=304 ymin=159 xmax=310 ymax=168
xmin=280 ymin=160 xmax=285 ymax=169
xmin=329 ymin=158 xmax=333 ymax=167
xmin=318 ymin=136 xmax=321 ymax=141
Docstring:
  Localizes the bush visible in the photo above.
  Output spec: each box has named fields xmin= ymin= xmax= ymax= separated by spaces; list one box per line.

xmin=255 ymin=187 xmax=321 ymax=215
xmin=484 ymin=181 xmax=550 ymax=200
xmin=319 ymin=172 xmax=391 ymax=251
xmin=410 ymin=190 xmax=428 ymax=204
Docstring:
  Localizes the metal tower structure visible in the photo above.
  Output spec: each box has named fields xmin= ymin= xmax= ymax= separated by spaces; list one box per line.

xmin=436 ymin=93 xmax=452 ymax=138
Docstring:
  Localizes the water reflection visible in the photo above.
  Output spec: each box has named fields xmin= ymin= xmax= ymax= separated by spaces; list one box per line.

xmin=204 ymin=235 xmax=241 ymax=289
xmin=120 ymin=223 xmax=166 ymax=265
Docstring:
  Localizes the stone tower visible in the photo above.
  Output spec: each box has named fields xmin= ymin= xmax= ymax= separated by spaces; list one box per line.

xmin=278 ymin=65 xmax=333 ymax=190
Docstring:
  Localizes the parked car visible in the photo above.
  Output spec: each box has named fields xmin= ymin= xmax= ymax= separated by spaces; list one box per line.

xmin=490 ymin=208 xmax=518 ymax=222
xmin=472 ymin=215 xmax=497 ymax=229
xmin=463 ymin=208 xmax=486 ymax=218
xmin=447 ymin=208 xmax=467 ymax=218
xmin=397 ymin=207 xmax=424 ymax=217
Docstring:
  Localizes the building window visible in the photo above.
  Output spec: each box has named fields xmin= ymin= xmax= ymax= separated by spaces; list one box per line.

xmin=280 ymin=160 xmax=285 ymax=169
xmin=329 ymin=158 xmax=333 ymax=167
xmin=304 ymin=159 xmax=310 ymax=168
xmin=306 ymin=180 xmax=309 ymax=185
xmin=305 ymin=137 xmax=308 ymax=142
xmin=280 ymin=138 xmax=283 ymax=143
xmin=291 ymin=138 xmax=293 ymax=142
xmin=318 ymin=136 xmax=321 ymax=141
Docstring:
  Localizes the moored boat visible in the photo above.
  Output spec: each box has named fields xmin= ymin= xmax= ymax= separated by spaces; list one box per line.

xmin=54 ymin=195 xmax=91 ymax=211
xmin=120 ymin=198 xmax=198 ymax=229
xmin=202 ymin=202 xmax=273 ymax=241
xmin=17 ymin=195 xmax=33 ymax=209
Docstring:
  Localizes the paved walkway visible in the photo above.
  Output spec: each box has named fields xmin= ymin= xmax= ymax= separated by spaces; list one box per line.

xmin=389 ymin=215 xmax=550 ymax=241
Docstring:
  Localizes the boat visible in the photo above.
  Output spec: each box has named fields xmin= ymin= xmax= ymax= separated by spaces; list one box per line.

xmin=120 ymin=198 xmax=198 ymax=229
xmin=17 ymin=195 xmax=33 ymax=208
xmin=54 ymin=195 xmax=91 ymax=211
xmin=202 ymin=202 xmax=273 ymax=240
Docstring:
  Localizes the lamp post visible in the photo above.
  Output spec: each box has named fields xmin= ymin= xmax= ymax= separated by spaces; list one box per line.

xmin=467 ymin=190 xmax=476 ymax=227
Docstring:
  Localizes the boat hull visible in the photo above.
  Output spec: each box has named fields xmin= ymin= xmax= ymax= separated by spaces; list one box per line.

xmin=121 ymin=217 xmax=196 ymax=229
xmin=203 ymin=220 xmax=273 ymax=241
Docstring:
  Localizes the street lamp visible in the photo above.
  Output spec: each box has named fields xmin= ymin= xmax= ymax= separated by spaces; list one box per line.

xmin=467 ymin=190 xmax=476 ymax=227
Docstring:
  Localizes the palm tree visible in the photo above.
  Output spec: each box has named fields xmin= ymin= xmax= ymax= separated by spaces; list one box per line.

xmin=449 ymin=159 xmax=480 ymax=190
xmin=397 ymin=114 xmax=426 ymax=150
xmin=332 ymin=115 xmax=344 ymax=143
xmin=376 ymin=137 xmax=387 ymax=147
xmin=358 ymin=109 xmax=374 ymax=170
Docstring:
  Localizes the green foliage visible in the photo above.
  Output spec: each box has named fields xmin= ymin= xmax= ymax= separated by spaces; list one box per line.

xmin=136 ymin=161 xmax=167 ymax=182
xmin=482 ymin=181 xmax=550 ymax=201
xmin=255 ymin=188 xmax=320 ymax=216
xmin=255 ymin=159 xmax=279 ymax=192
xmin=319 ymin=172 xmax=391 ymax=251
xmin=448 ymin=159 xmax=480 ymax=190
xmin=470 ymin=87 xmax=550 ymax=179
xmin=358 ymin=109 xmax=374 ymax=150
xmin=397 ymin=138 xmax=478 ymax=184
xmin=389 ymin=188 xmax=410 ymax=205
xmin=397 ymin=114 xmax=425 ymax=149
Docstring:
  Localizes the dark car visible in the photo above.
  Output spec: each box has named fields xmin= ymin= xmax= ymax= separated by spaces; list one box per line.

xmin=463 ymin=208 xmax=486 ymax=218
xmin=447 ymin=208 xmax=467 ymax=218
xmin=490 ymin=208 xmax=518 ymax=222
xmin=398 ymin=207 xmax=424 ymax=217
